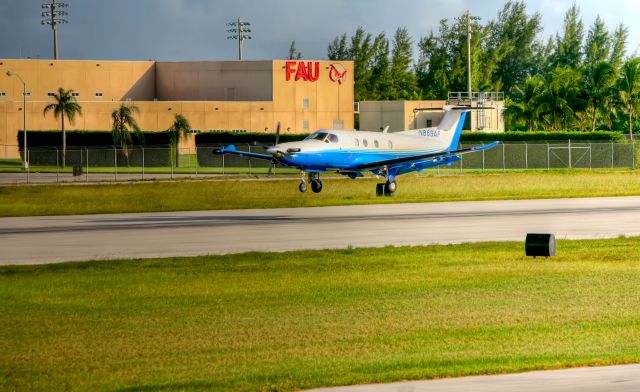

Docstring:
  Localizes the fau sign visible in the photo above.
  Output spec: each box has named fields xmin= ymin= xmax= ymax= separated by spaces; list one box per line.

xmin=285 ymin=61 xmax=347 ymax=84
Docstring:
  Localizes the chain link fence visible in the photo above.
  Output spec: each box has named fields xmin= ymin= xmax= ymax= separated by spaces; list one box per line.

xmin=0 ymin=141 xmax=638 ymax=184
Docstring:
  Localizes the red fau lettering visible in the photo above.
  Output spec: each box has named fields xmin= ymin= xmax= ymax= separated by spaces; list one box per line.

xmin=307 ymin=62 xmax=319 ymax=81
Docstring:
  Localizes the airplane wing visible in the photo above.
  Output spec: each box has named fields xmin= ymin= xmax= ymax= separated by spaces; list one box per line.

xmin=213 ymin=145 xmax=274 ymax=161
xmin=353 ymin=141 xmax=500 ymax=171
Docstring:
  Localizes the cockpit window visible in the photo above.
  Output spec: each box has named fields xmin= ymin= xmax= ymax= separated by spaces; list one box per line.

xmin=305 ymin=132 xmax=329 ymax=141
xmin=328 ymin=134 xmax=339 ymax=143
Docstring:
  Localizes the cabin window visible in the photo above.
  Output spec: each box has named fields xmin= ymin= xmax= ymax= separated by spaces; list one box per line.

xmin=374 ymin=140 xmax=379 ymax=148
xmin=354 ymin=138 xmax=359 ymax=147
xmin=388 ymin=140 xmax=393 ymax=149
xmin=328 ymin=134 xmax=339 ymax=143
xmin=363 ymin=139 xmax=368 ymax=147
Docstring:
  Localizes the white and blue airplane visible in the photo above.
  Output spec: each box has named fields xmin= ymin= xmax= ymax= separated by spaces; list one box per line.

xmin=214 ymin=106 xmax=499 ymax=195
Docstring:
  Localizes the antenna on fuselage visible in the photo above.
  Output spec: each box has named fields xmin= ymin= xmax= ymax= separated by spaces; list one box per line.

xmin=382 ymin=126 xmax=389 ymax=133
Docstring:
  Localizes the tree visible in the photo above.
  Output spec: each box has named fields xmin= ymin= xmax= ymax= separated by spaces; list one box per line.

xmin=609 ymin=24 xmax=629 ymax=70
xmin=584 ymin=61 xmax=615 ymax=130
xmin=486 ymin=1 xmax=543 ymax=94
xmin=349 ymin=27 xmax=376 ymax=101
xmin=583 ymin=16 xmax=610 ymax=69
xmin=369 ymin=33 xmax=392 ymax=99
xmin=168 ymin=113 xmax=191 ymax=167
xmin=550 ymin=4 xmax=584 ymax=69
xmin=617 ymin=58 xmax=640 ymax=140
xmin=287 ymin=40 xmax=302 ymax=60
xmin=111 ymin=102 xmax=142 ymax=164
xmin=537 ymin=67 xmax=584 ymax=130
xmin=505 ymin=75 xmax=544 ymax=131
xmin=390 ymin=27 xmax=418 ymax=99
xmin=43 ymin=87 xmax=82 ymax=167
xmin=327 ymin=33 xmax=349 ymax=60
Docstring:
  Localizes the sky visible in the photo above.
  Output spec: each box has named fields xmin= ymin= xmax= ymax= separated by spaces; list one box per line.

xmin=1 ymin=0 xmax=640 ymax=61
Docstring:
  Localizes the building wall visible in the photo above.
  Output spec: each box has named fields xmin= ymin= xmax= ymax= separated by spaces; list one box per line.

xmin=0 ymin=59 xmax=354 ymax=159
xmin=359 ymin=99 xmax=504 ymax=133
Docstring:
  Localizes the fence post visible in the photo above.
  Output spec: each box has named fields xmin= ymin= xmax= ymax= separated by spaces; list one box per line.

xmin=460 ymin=152 xmax=463 ymax=173
xmin=547 ymin=142 xmax=550 ymax=170
xmin=502 ymin=143 xmax=506 ymax=172
xmin=56 ymin=147 xmax=59 ymax=183
xmin=114 ymin=147 xmax=117 ymax=181
xmin=171 ymin=145 xmax=174 ymax=180
xmin=589 ymin=142 xmax=592 ymax=170
xmin=611 ymin=141 xmax=614 ymax=168
xmin=26 ymin=149 xmax=30 ymax=184
xmin=222 ymin=153 xmax=225 ymax=175
xmin=525 ymin=142 xmax=528 ymax=169
xmin=248 ymin=144 xmax=252 ymax=175
xmin=142 ymin=146 xmax=145 ymax=181
xmin=633 ymin=140 xmax=636 ymax=169
xmin=195 ymin=147 xmax=198 ymax=176
xmin=85 ymin=147 xmax=89 ymax=183
xmin=568 ymin=139 xmax=572 ymax=169
xmin=482 ymin=143 xmax=485 ymax=172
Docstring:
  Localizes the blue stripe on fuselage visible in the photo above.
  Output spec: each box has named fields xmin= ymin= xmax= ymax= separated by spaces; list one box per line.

xmin=280 ymin=149 xmax=439 ymax=170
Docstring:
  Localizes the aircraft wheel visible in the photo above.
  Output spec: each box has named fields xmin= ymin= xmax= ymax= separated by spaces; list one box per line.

xmin=299 ymin=182 xmax=307 ymax=193
xmin=385 ymin=180 xmax=397 ymax=195
xmin=311 ymin=179 xmax=323 ymax=193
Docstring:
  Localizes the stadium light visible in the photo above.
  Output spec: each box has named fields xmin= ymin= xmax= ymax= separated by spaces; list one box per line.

xmin=227 ymin=17 xmax=252 ymax=60
xmin=41 ymin=0 xmax=69 ymax=59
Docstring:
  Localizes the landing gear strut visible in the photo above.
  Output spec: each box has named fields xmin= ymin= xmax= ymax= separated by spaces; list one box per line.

xmin=299 ymin=172 xmax=323 ymax=193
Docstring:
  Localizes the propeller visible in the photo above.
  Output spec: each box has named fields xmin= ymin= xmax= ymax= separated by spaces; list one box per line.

xmin=267 ymin=122 xmax=281 ymax=177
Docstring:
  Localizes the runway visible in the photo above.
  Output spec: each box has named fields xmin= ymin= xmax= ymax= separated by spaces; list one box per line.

xmin=2 ymin=196 xmax=640 ymax=265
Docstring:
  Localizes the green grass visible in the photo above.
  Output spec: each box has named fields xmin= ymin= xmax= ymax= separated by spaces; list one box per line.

xmin=2 ymin=238 xmax=640 ymax=391
xmin=2 ymin=169 xmax=640 ymax=217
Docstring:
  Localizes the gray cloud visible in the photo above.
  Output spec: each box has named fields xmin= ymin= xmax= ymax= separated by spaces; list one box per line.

xmin=0 ymin=0 xmax=637 ymax=61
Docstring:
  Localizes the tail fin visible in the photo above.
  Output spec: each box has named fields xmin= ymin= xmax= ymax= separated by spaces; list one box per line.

xmin=399 ymin=105 xmax=468 ymax=151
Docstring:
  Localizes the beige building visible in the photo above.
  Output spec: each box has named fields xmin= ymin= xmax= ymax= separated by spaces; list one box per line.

xmin=0 ymin=59 xmax=354 ymax=159
xmin=359 ymin=93 xmax=505 ymax=134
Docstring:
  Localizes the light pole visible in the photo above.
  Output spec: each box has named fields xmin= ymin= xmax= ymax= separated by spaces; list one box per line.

xmin=465 ymin=10 xmax=481 ymax=96
xmin=227 ymin=17 xmax=252 ymax=60
xmin=41 ymin=0 xmax=69 ymax=60
xmin=6 ymin=70 xmax=28 ymax=169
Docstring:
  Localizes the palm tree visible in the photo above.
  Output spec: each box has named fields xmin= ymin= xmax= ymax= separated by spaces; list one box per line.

xmin=506 ymin=75 xmax=544 ymax=131
xmin=584 ymin=61 xmax=615 ymax=131
xmin=537 ymin=67 xmax=584 ymax=130
xmin=43 ymin=88 xmax=82 ymax=167
xmin=111 ymin=102 xmax=142 ymax=164
xmin=167 ymin=114 xmax=191 ymax=167
xmin=617 ymin=58 xmax=640 ymax=140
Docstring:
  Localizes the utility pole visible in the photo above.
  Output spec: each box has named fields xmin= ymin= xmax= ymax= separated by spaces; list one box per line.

xmin=41 ymin=0 xmax=69 ymax=60
xmin=466 ymin=10 xmax=480 ymax=96
xmin=227 ymin=17 xmax=252 ymax=60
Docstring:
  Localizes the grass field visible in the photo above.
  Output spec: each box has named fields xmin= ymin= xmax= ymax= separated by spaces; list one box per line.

xmin=2 ymin=169 xmax=640 ymax=217
xmin=2 ymin=238 xmax=640 ymax=391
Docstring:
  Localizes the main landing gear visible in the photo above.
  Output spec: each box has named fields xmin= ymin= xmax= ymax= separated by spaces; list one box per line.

xmin=299 ymin=172 xmax=323 ymax=193
xmin=376 ymin=180 xmax=397 ymax=196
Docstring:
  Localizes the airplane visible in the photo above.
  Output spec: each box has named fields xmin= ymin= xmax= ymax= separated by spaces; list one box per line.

xmin=213 ymin=106 xmax=499 ymax=195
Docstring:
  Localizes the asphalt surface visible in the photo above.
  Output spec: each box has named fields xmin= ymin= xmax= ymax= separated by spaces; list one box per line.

xmin=309 ymin=365 xmax=640 ymax=392
xmin=2 ymin=196 xmax=640 ymax=265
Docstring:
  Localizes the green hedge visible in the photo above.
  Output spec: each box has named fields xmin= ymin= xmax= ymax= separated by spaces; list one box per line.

xmin=195 ymin=132 xmax=309 ymax=145
xmin=461 ymin=131 xmax=626 ymax=142
xmin=18 ymin=130 xmax=171 ymax=148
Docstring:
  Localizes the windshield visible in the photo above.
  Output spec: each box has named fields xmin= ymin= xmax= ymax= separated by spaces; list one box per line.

xmin=304 ymin=132 xmax=329 ymax=141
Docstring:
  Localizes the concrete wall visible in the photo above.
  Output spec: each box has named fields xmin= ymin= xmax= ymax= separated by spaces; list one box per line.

xmin=0 ymin=59 xmax=355 ymax=159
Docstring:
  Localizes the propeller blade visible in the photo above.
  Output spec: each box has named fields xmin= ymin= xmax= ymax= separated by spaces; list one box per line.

xmin=267 ymin=122 xmax=281 ymax=178
xmin=274 ymin=122 xmax=281 ymax=146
